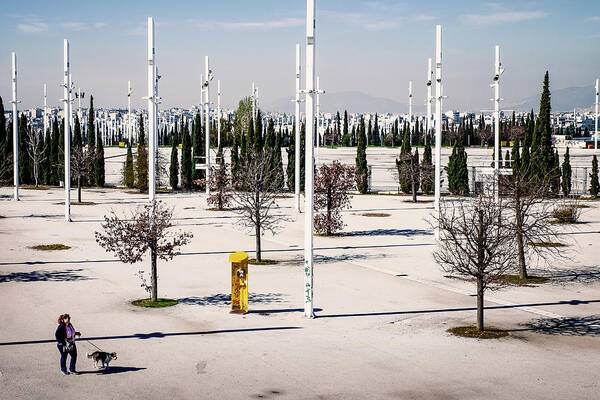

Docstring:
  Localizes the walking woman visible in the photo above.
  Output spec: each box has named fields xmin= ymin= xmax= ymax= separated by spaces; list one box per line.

xmin=55 ymin=314 xmax=81 ymax=375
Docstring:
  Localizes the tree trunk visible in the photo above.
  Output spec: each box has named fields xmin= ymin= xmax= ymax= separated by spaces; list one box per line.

xmin=255 ymin=190 xmax=261 ymax=262
xmin=412 ymin=177 xmax=417 ymax=203
xmin=477 ymin=278 xmax=484 ymax=332
xmin=515 ymin=198 xmax=528 ymax=279
xmin=77 ymin=177 xmax=82 ymax=203
xmin=151 ymin=247 xmax=158 ymax=302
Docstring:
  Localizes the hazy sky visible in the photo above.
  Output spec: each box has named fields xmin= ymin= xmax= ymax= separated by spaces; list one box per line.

xmin=1 ymin=0 xmax=599 ymax=112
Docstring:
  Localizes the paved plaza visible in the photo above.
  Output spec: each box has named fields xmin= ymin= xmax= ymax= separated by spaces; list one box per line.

xmin=0 ymin=179 xmax=599 ymax=399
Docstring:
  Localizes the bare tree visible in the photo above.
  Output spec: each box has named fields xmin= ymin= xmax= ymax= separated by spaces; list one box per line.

xmin=207 ymin=153 xmax=232 ymax=210
xmin=433 ymin=193 xmax=516 ymax=331
xmin=508 ymin=125 xmax=526 ymax=141
xmin=0 ymin=148 xmax=12 ymax=186
xmin=478 ymin=125 xmax=493 ymax=146
xmin=500 ymin=165 xmax=567 ymax=280
xmin=95 ymin=200 xmax=193 ymax=302
xmin=231 ymin=149 xmax=290 ymax=262
xmin=396 ymin=149 xmax=421 ymax=202
xmin=25 ymin=128 xmax=46 ymax=187
xmin=314 ymin=161 xmax=355 ymax=235
xmin=71 ymin=146 xmax=93 ymax=203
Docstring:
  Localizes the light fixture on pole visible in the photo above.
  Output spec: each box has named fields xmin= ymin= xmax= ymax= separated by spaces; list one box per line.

xmin=128 ymin=80 xmax=132 ymax=143
xmin=145 ymin=16 xmax=157 ymax=204
xmin=294 ymin=43 xmax=303 ymax=213
xmin=204 ymin=56 xmax=213 ymax=195
xmin=434 ymin=25 xmax=443 ymax=239
xmin=409 ymin=80 xmax=413 ymax=145
xmin=43 ymin=84 xmax=48 ymax=135
xmin=595 ymin=79 xmax=598 ymax=151
xmin=490 ymin=44 xmax=504 ymax=202
xmin=303 ymin=0 xmax=318 ymax=319
xmin=316 ymin=76 xmax=321 ymax=155
xmin=10 ymin=52 xmax=20 ymax=201
xmin=426 ymin=58 xmax=433 ymax=138
xmin=217 ymin=79 xmax=221 ymax=149
xmin=62 ymin=39 xmax=72 ymax=221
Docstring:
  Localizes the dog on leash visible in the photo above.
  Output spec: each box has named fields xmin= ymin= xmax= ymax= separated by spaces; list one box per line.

xmin=87 ymin=351 xmax=117 ymax=369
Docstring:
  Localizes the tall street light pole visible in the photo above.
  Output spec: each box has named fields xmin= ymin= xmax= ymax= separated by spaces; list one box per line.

xmin=434 ymin=25 xmax=442 ymax=239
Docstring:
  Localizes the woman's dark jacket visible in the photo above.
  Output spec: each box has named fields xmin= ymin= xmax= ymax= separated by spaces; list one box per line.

xmin=55 ymin=323 xmax=68 ymax=345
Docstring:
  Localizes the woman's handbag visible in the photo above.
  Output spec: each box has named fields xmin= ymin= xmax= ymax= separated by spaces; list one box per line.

xmin=63 ymin=341 xmax=73 ymax=352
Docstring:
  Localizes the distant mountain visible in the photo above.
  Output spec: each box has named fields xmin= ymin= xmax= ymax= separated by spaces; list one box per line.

xmin=508 ymin=85 xmax=595 ymax=112
xmin=263 ymin=91 xmax=423 ymax=114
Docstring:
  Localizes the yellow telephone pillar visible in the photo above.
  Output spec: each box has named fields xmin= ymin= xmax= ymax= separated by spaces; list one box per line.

xmin=229 ymin=251 xmax=249 ymax=314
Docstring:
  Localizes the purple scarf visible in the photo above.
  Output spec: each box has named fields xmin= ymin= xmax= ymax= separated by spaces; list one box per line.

xmin=66 ymin=324 xmax=76 ymax=343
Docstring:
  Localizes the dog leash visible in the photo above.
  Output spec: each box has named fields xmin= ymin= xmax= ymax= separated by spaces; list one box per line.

xmin=85 ymin=339 xmax=105 ymax=353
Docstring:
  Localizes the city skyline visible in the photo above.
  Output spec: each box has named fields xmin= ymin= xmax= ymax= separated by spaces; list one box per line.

xmin=1 ymin=0 xmax=599 ymax=111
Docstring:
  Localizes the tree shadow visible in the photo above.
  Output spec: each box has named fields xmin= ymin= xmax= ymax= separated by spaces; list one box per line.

xmin=516 ymin=315 xmax=600 ymax=336
xmin=79 ymin=366 xmax=147 ymax=375
xmin=247 ymin=308 xmax=323 ymax=315
xmin=0 ymin=269 xmax=93 ymax=283
xmin=530 ymin=266 xmax=600 ymax=285
xmin=341 ymin=228 xmax=433 ymax=237
xmin=178 ymin=293 xmax=286 ymax=307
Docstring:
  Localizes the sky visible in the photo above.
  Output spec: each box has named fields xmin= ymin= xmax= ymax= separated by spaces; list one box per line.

xmin=1 ymin=0 xmax=599 ymax=112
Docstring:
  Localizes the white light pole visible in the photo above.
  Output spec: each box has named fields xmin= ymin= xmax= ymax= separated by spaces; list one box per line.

xmin=43 ymin=84 xmax=48 ymax=135
xmin=128 ymin=80 xmax=132 ymax=143
xmin=595 ymin=79 xmax=598 ymax=151
xmin=204 ymin=56 xmax=211 ymax=195
xmin=491 ymin=45 xmax=504 ymax=202
xmin=147 ymin=17 xmax=157 ymax=203
xmin=252 ymin=81 xmax=256 ymax=127
xmin=426 ymin=58 xmax=433 ymax=138
xmin=294 ymin=43 xmax=302 ymax=213
xmin=316 ymin=76 xmax=321 ymax=152
xmin=434 ymin=25 xmax=442 ymax=239
xmin=77 ymin=87 xmax=82 ymax=121
xmin=304 ymin=0 xmax=316 ymax=318
xmin=11 ymin=52 xmax=20 ymax=201
xmin=217 ymin=79 xmax=221 ymax=149
xmin=63 ymin=40 xmax=71 ymax=221
xmin=409 ymin=80 xmax=413 ymax=145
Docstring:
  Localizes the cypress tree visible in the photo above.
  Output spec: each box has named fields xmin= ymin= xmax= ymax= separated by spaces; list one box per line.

xmin=231 ymin=132 xmax=240 ymax=181
xmin=343 ymin=110 xmax=349 ymax=146
xmin=254 ymin=110 xmax=264 ymax=154
xmin=590 ymin=155 xmax=599 ymax=198
xmin=87 ymin=96 xmax=95 ymax=148
xmin=169 ymin=137 xmax=179 ymax=190
xmin=181 ymin=122 xmax=192 ymax=190
xmin=398 ymin=123 xmax=412 ymax=193
xmin=42 ymin=128 xmax=52 ymax=184
xmin=511 ymin=138 xmax=521 ymax=171
xmin=94 ymin=132 xmax=105 ymax=187
xmin=50 ymin=117 xmax=59 ymax=185
xmin=286 ymin=125 xmax=295 ymax=190
xmin=73 ymin=115 xmax=82 ymax=149
xmin=273 ymin=128 xmax=284 ymax=190
xmin=355 ymin=117 xmax=368 ymax=194
xmin=373 ymin=114 xmax=379 ymax=146
xmin=192 ymin=113 xmax=203 ymax=180
xmin=264 ymin=118 xmax=275 ymax=155
xmin=421 ymin=133 xmax=433 ymax=194
xmin=550 ymin=150 xmax=561 ymax=196
xmin=18 ymin=113 xmax=30 ymax=184
xmin=504 ymin=150 xmax=511 ymax=168
xmin=57 ymin=115 xmax=65 ymax=185
xmin=123 ymin=141 xmax=135 ymax=188
xmin=0 ymin=96 xmax=6 ymax=157
xmin=135 ymin=114 xmax=148 ymax=192
xmin=561 ymin=147 xmax=572 ymax=196
xmin=447 ymin=140 xmax=469 ymax=195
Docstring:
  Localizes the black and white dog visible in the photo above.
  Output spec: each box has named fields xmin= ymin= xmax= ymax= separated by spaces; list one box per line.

xmin=87 ymin=351 xmax=117 ymax=369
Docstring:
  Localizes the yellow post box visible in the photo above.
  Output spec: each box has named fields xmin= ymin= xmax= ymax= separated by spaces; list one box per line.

xmin=119 ymin=141 xmax=126 ymax=148
xmin=229 ymin=251 xmax=249 ymax=314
